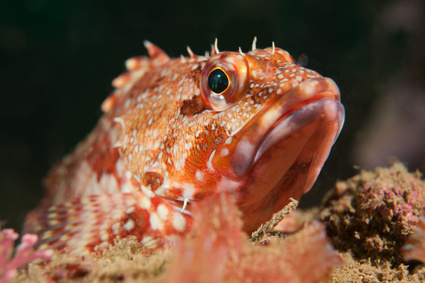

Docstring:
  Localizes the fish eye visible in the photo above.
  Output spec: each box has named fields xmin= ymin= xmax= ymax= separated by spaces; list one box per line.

xmin=208 ymin=68 xmax=230 ymax=94
xmin=200 ymin=53 xmax=249 ymax=111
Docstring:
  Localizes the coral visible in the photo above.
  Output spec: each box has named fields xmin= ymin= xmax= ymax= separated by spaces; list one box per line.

xmin=87 ymin=239 xmax=171 ymax=282
xmin=21 ymin=236 xmax=172 ymax=282
xmin=224 ymin=221 xmax=343 ymax=283
xmin=166 ymin=192 xmax=244 ymax=283
xmin=166 ymin=192 xmax=342 ymax=283
xmin=320 ymin=162 xmax=425 ymax=266
xmin=0 ymin=229 xmax=52 ymax=283
xmin=329 ymin=252 xmax=425 ymax=282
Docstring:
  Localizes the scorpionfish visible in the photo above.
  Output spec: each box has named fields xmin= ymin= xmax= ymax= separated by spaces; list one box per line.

xmin=24 ymin=40 xmax=345 ymax=256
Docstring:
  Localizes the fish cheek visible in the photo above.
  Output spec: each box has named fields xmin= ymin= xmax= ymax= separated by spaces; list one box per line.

xmin=180 ymin=96 xmax=207 ymax=116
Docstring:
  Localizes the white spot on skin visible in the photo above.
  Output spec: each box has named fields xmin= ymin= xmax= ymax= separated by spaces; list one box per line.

xmin=195 ymin=171 xmax=203 ymax=181
xmin=149 ymin=212 xmax=164 ymax=231
xmin=173 ymin=213 xmax=186 ymax=232
xmin=112 ymin=222 xmax=120 ymax=234
xmin=139 ymin=196 xmax=151 ymax=209
xmin=124 ymin=219 xmax=135 ymax=231
xmin=157 ymin=204 xmax=168 ymax=220
xmin=225 ymin=57 xmax=235 ymax=64
xmin=221 ymin=148 xmax=229 ymax=156
xmin=142 ymin=186 xmax=155 ymax=198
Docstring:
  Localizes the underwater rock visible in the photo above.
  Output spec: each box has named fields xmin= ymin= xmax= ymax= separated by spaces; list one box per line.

xmin=320 ymin=162 xmax=425 ymax=266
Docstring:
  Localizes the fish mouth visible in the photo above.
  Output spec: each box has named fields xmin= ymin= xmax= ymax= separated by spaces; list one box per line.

xmin=212 ymin=77 xmax=344 ymax=230
xmin=213 ymin=77 xmax=344 ymax=180
xmin=251 ymin=81 xmax=344 ymax=178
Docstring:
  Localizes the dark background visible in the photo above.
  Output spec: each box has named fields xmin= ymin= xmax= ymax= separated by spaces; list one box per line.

xmin=1 ymin=0 xmax=424 ymax=233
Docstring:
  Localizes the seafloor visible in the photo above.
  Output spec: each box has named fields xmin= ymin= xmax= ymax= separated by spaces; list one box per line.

xmin=6 ymin=163 xmax=425 ymax=282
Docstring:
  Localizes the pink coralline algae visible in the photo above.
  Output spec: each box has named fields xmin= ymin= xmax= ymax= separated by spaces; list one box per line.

xmin=167 ymin=192 xmax=343 ymax=283
xmin=167 ymin=192 xmax=244 ymax=283
xmin=320 ymin=162 xmax=425 ymax=266
xmin=0 ymin=229 xmax=52 ymax=283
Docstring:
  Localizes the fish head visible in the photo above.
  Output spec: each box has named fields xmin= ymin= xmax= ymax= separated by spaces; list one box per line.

xmin=116 ymin=43 xmax=345 ymax=232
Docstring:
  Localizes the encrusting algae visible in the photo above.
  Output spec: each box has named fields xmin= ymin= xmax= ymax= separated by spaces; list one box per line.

xmin=321 ymin=162 xmax=425 ymax=266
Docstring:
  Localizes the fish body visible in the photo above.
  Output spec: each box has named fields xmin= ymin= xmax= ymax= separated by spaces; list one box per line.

xmin=24 ymin=40 xmax=344 ymax=255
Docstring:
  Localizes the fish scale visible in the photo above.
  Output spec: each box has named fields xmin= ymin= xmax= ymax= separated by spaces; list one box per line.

xmin=24 ymin=40 xmax=345 ymax=256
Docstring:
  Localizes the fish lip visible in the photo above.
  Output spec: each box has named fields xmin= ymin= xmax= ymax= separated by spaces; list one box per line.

xmin=253 ymin=98 xmax=344 ymax=165
xmin=230 ymin=77 xmax=342 ymax=179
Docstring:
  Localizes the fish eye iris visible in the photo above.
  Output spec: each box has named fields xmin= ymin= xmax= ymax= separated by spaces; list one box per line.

xmin=208 ymin=68 xmax=229 ymax=94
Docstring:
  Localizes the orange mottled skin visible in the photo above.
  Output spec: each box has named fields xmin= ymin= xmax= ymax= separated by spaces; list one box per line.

xmin=24 ymin=40 xmax=344 ymax=256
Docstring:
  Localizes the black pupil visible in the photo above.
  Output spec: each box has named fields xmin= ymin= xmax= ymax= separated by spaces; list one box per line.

xmin=208 ymin=69 xmax=229 ymax=94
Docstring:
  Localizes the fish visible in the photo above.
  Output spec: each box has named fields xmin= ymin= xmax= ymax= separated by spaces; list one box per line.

xmin=23 ymin=39 xmax=345 ymax=256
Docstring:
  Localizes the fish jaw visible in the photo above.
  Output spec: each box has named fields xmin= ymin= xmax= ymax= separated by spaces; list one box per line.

xmin=213 ymin=77 xmax=345 ymax=232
